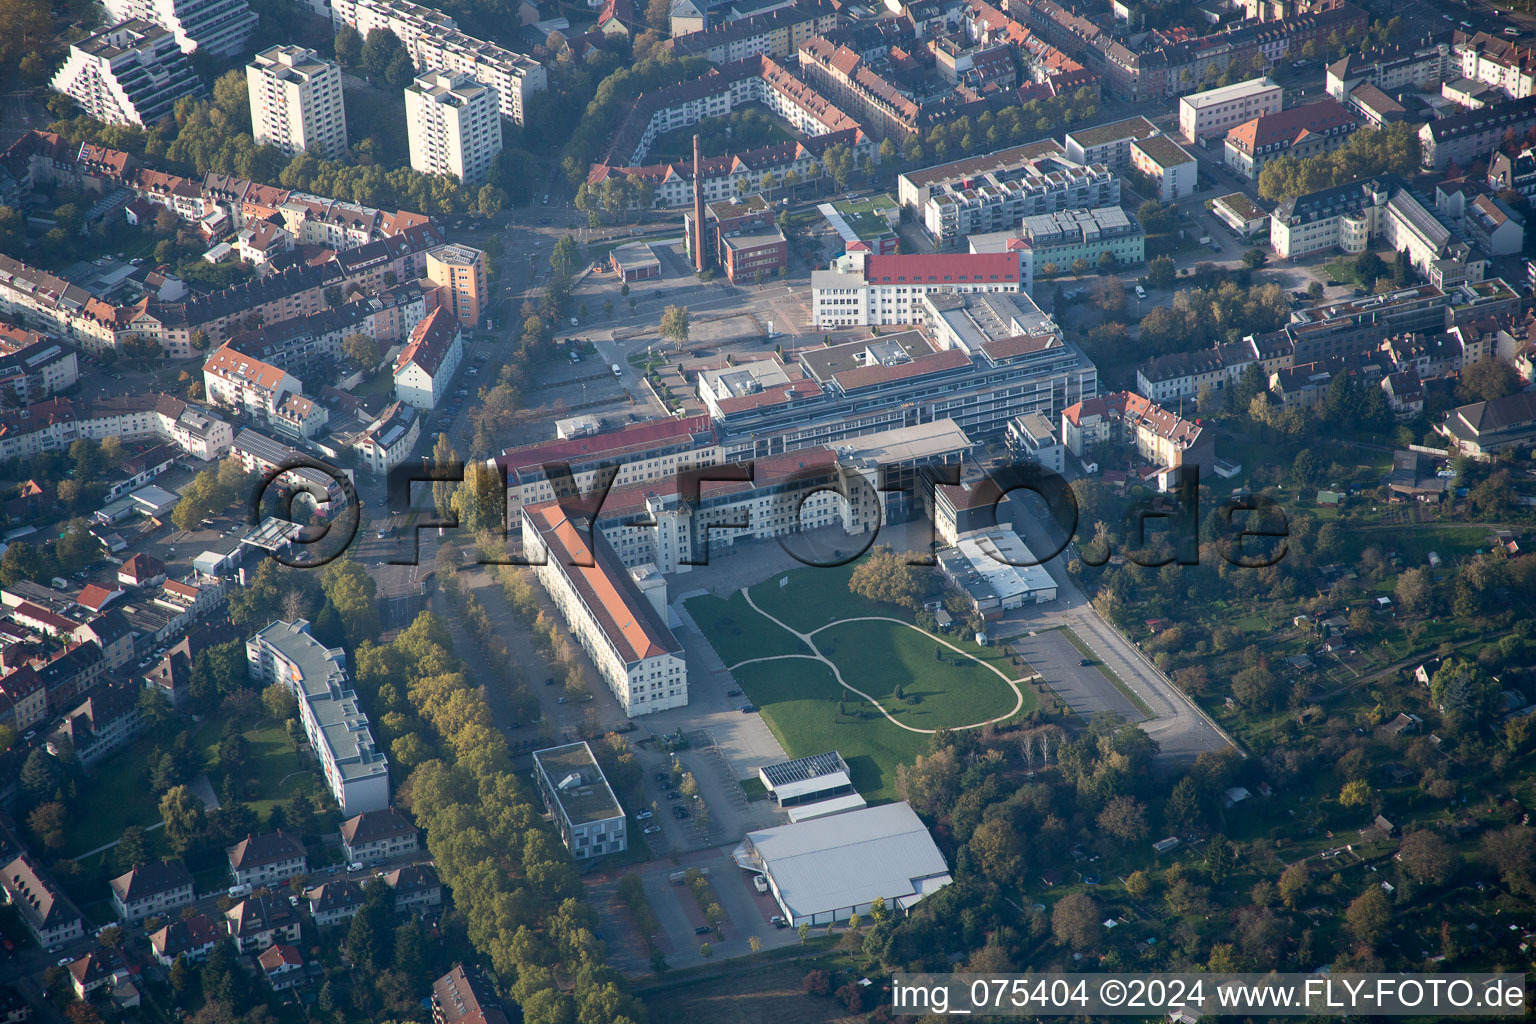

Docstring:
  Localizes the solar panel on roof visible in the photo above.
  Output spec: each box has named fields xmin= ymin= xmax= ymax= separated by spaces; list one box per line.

xmin=761 ymin=751 xmax=849 ymax=788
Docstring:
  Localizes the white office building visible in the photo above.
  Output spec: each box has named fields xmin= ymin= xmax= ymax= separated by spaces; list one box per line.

xmin=50 ymin=20 xmax=204 ymax=127
xmin=247 ymin=45 xmax=348 ymax=160
xmin=102 ymin=0 xmax=257 ymax=57
xmin=246 ymin=619 xmax=390 ymax=815
xmin=404 ymin=72 xmax=502 ymax=186
xmin=1178 ymin=77 xmax=1283 ymax=142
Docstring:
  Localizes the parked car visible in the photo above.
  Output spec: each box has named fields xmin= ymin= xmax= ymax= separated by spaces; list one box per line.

xmin=635 ymin=810 xmax=653 ymax=820
xmin=643 ymin=824 xmax=661 ymax=834
xmin=726 ymin=689 xmax=741 ymax=697
xmin=545 ymin=677 xmax=556 ymax=686
xmin=771 ymin=916 xmax=788 ymax=928
xmin=754 ymin=875 xmax=768 ymax=893
xmin=557 ymin=697 xmax=568 ymax=704
xmin=694 ymin=926 xmax=711 ymax=935
xmin=740 ymin=704 xmax=758 ymax=713
xmin=666 ymin=791 xmax=682 ymax=800
xmin=1080 ymin=658 xmax=1092 ymax=666
xmin=673 ymin=806 xmax=690 ymax=819
xmin=347 ymin=862 xmax=364 ymax=872
xmin=654 ymin=772 xmax=670 ymax=783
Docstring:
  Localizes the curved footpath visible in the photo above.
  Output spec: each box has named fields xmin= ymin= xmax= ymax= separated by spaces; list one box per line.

xmin=730 ymin=589 xmax=1028 ymax=734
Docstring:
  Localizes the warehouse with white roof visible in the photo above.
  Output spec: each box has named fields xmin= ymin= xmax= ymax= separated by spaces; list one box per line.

xmin=732 ymin=802 xmax=952 ymax=926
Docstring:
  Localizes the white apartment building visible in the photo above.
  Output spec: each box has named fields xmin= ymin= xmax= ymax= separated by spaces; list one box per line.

xmin=522 ymin=502 xmax=688 ymax=717
xmin=404 ymin=72 xmax=502 ymax=186
xmin=351 ymin=400 xmax=421 ymax=476
xmin=1178 ymin=77 xmax=1283 ymax=142
xmin=918 ymin=157 xmax=1119 ymax=246
xmin=331 ymin=0 xmax=546 ymax=124
xmin=246 ymin=619 xmax=390 ymax=815
xmin=202 ymin=344 xmax=302 ymax=421
xmin=1062 ymin=115 xmax=1160 ymax=172
xmin=392 ymin=305 xmax=462 ymax=409
xmin=811 ymin=249 xmax=1023 ymax=328
xmin=1454 ymin=32 xmax=1536 ymax=102
xmin=0 ymin=394 xmax=232 ymax=463
xmin=102 ymin=0 xmax=256 ymax=56
xmin=247 ymin=45 xmax=349 ymax=160
xmin=50 ymin=20 xmax=205 ymax=127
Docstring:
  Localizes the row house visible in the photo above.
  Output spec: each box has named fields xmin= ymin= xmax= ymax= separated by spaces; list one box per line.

xmin=149 ymin=913 xmax=224 ymax=967
xmin=339 ymin=807 xmax=420 ymax=865
xmin=227 ymin=894 xmax=301 ymax=953
xmin=226 ymin=830 xmax=308 ymax=888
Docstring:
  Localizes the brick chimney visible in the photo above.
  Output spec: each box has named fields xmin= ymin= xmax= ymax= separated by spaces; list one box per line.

xmin=692 ymin=133 xmax=707 ymax=273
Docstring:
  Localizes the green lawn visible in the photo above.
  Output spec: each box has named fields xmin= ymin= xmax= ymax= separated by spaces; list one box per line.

xmin=744 ymin=559 xmax=895 ymax=633
xmin=683 ymin=590 xmax=810 ymax=667
xmin=63 ymin=733 xmax=174 ymax=857
xmin=732 ymin=659 xmax=927 ymax=803
xmin=1321 ymin=258 xmax=1358 ymax=284
xmin=814 ymin=619 xmax=1024 ymax=729
xmin=204 ymin=722 xmax=317 ymax=823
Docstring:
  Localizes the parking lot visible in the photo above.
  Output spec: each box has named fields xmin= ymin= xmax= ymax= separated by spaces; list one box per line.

xmin=1009 ymin=629 xmax=1146 ymax=724
xmin=625 ymin=847 xmax=800 ymax=966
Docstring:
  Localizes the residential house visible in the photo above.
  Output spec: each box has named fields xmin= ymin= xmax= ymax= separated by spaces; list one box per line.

xmin=339 ymin=808 xmax=419 ymax=865
xmin=306 ymin=879 xmax=366 ymax=928
xmin=149 ymin=913 xmax=225 ymax=967
xmin=386 ymin=863 xmax=442 ymax=915
xmin=110 ymin=858 xmax=193 ymax=923
xmin=0 ymin=854 xmax=84 ymax=947
xmin=226 ymin=831 xmax=307 ymax=888
xmin=226 ymin=894 xmax=301 ymax=953
xmin=258 ymin=943 xmax=306 ymax=990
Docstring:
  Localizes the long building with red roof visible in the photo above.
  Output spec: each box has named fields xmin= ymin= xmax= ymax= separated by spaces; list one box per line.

xmin=811 ymin=249 xmax=1024 ymax=328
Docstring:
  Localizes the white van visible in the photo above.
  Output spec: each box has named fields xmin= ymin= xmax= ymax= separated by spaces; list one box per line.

xmin=754 ymin=875 xmax=769 ymax=893
xmin=611 ymin=364 xmax=622 ymax=377
xmin=227 ymin=884 xmax=251 ymax=898
xmin=1134 ymin=285 xmax=1147 ymax=300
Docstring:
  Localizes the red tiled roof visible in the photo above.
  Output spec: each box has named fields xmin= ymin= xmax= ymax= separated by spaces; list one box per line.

xmin=495 ymin=415 xmax=716 ymax=478
xmin=862 ymin=253 xmax=1021 ymax=284
xmin=394 ymin=307 xmax=459 ymax=378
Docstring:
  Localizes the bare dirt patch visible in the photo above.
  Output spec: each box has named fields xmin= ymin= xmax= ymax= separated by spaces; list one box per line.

xmin=641 ymin=963 xmax=862 ymax=1024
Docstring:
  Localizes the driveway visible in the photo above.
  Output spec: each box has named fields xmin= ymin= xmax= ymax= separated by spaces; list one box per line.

xmin=996 ymin=495 xmax=1238 ymax=762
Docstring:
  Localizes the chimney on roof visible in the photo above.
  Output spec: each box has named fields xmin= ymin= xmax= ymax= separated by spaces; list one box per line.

xmin=693 ymin=133 xmax=708 ymax=275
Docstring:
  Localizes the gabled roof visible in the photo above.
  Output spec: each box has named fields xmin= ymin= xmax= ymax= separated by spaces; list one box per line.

xmin=339 ymin=807 xmax=416 ymax=846
xmin=226 ymin=830 xmax=305 ymax=869
xmin=393 ymin=307 xmax=459 ymax=379
xmin=110 ymin=858 xmax=191 ymax=904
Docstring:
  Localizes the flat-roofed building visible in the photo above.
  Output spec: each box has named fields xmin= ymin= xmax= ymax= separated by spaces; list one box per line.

xmin=1211 ymin=192 xmax=1270 ymax=237
xmin=812 ymin=250 xmax=1024 ymax=328
xmin=1129 ymin=134 xmax=1198 ymax=200
xmin=817 ymin=194 xmax=901 ymax=255
xmin=404 ymin=72 xmax=502 ymax=186
xmin=246 ymin=619 xmax=389 ymax=814
xmin=424 ymin=243 xmax=487 ymax=327
xmin=758 ymin=751 xmax=858 ymax=808
xmin=1178 ymin=77 xmax=1282 ymax=142
xmin=609 ymin=242 xmax=662 ymax=282
xmin=532 ymin=742 xmax=627 ymax=859
xmin=937 ymin=527 xmax=1058 ymax=613
xmin=246 ymin=45 xmax=348 ymax=160
xmin=1063 ymin=115 xmax=1160 ymax=171
xmin=731 ymin=802 xmax=952 ymax=926
xmin=1006 ymin=412 xmax=1064 ymax=473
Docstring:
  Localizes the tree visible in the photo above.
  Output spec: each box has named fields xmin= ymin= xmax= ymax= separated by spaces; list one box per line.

xmin=1051 ymin=892 xmax=1101 ymax=950
xmin=1482 ymin=825 xmax=1536 ymax=895
xmin=27 ymin=801 xmax=67 ymax=851
xmin=802 ymin=969 xmax=832 ymax=996
xmin=1278 ymin=861 xmax=1309 ymax=908
xmin=1395 ymin=568 xmax=1433 ymax=616
xmin=1339 ymin=779 xmax=1370 ymax=807
xmin=0 ymin=540 xmax=55 ymax=587
xmin=19 ymin=748 xmax=59 ymax=805
xmin=1458 ymin=357 xmax=1519 ymax=403
xmin=1125 ymin=870 xmax=1151 ymax=898
xmin=646 ymin=0 xmax=670 ymax=28
xmin=848 ymin=545 xmax=926 ymax=610
xmin=113 ymin=825 xmax=150 ymax=873
xmin=342 ymin=332 xmax=380 ymax=368
xmin=969 ymin=818 xmax=1025 ymax=883
xmin=1396 ymin=830 xmax=1453 ymax=885
xmin=1345 ymin=886 xmax=1390 ymax=946
xmin=1146 ymin=255 xmax=1175 ymax=289
xmin=211 ymin=70 xmax=251 ymax=131
xmin=360 ymin=27 xmax=404 ymax=76
xmin=1430 ymin=661 xmax=1498 ymax=734
xmin=1097 ymin=795 xmax=1148 ymax=842
xmin=262 ymin=681 xmax=297 ymax=721
xmin=334 ymin=24 xmax=362 ymax=65
xmin=659 ymin=305 xmax=690 ymax=349
xmin=159 ymin=785 xmax=206 ymax=855
xmin=431 ymin=433 xmax=459 ymax=521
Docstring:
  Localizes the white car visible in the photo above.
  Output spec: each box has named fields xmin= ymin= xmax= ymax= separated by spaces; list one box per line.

xmin=635 ymin=810 xmax=653 ymax=820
